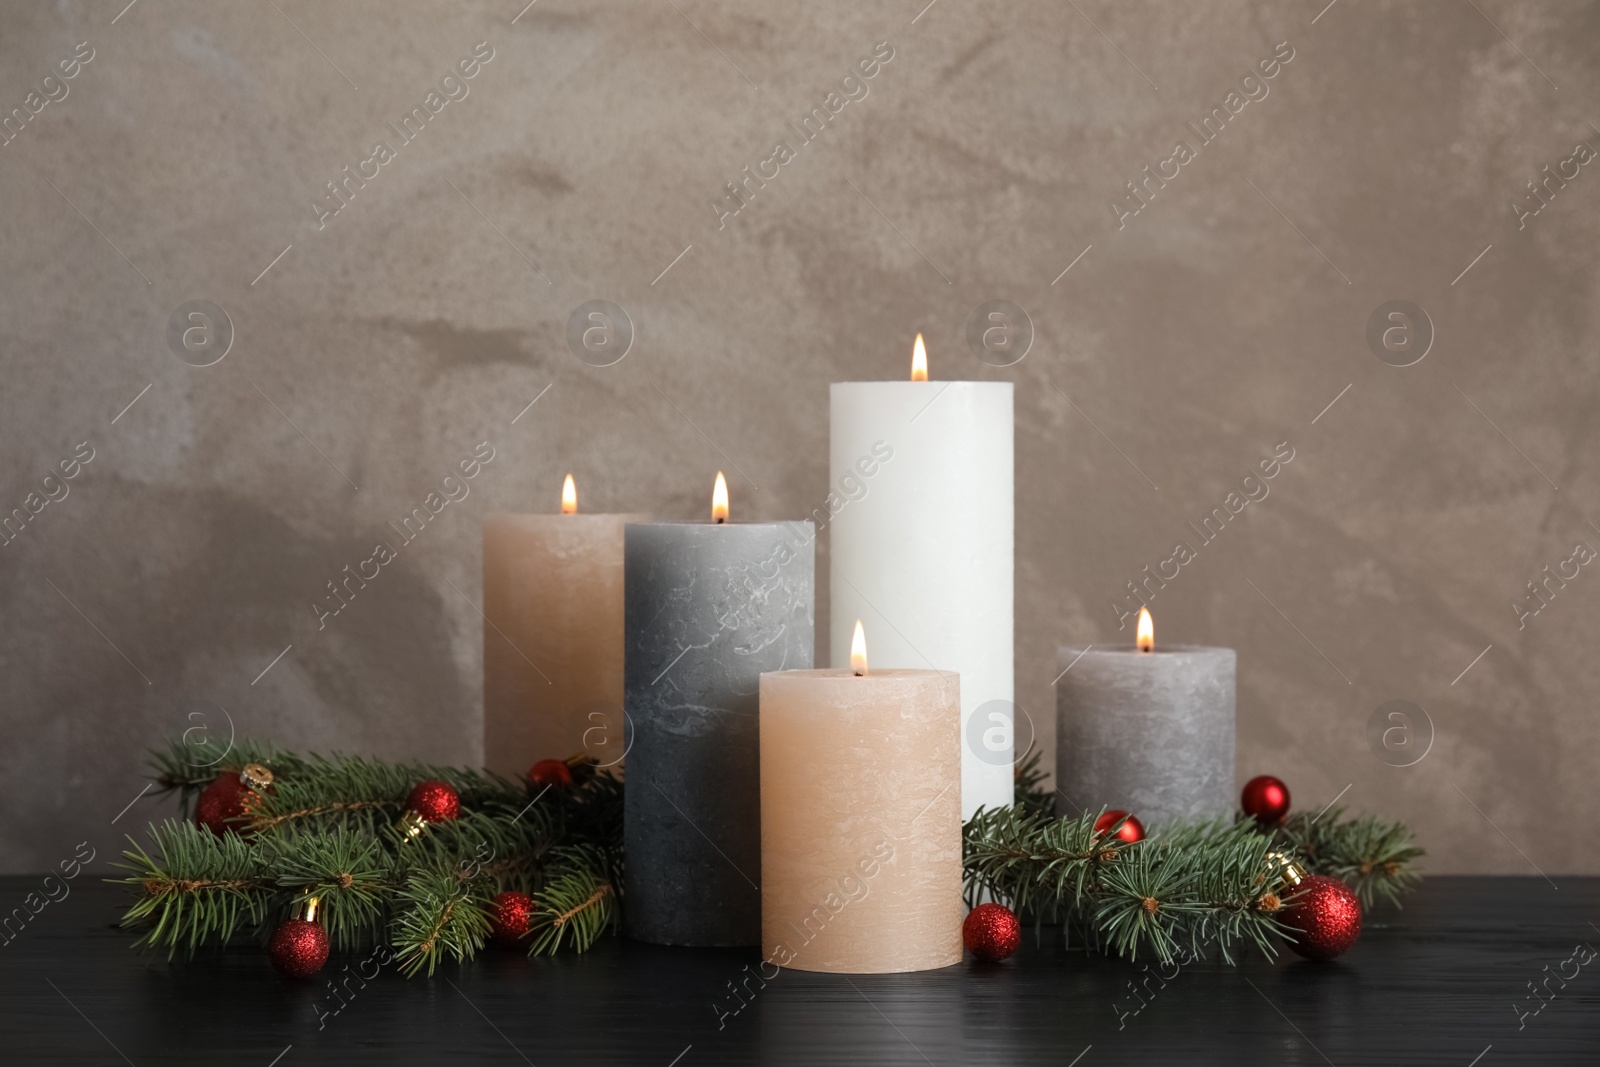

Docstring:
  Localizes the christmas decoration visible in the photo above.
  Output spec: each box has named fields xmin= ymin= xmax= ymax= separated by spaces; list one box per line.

xmin=406 ymin=779 xmax=461 ymax=823
xmin=240 ymin=763 xmax=275 ymax=792
xmin=1280 ymin=874 xmax=1362 ymax=960
xmin=116 ymin=739 xmax=623 ymax=976
xmin=120 ymin=737 xmax=1414 ymax=979
xmin=1263 ymin=850 xmax=1308 ymax=891
xmin=963 ymin=902 xmax=1021 ymax=962
xmin=963 ymin=764 xmax=1421 ymax=967
xmin=528 ymin=759 xmax=573 ymax=790
xmin=269 ymin=897 xmax=329 ymax=979
xmin=1092 ymin=809 xmax=1145 ymax=843
xmin=395 ymin=778 xmax=461 ymax=841
xmin=194 ymin=763 xmax=276 ymax=835
xmin=1276 ymin=804 xmax=1423 ymax=908
xmin=193 ymin=774 xmax=246 ymax=835
xmin=489 ymin=890 xmax=537 ymax=946
xmin=1241 ymin=775 xmax=1291 ymax=824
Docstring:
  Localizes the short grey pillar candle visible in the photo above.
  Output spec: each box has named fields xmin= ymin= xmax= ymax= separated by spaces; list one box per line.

xmin=1054 ymin=645 xmax=1235 ymax=827
xmin=624 ymin=520 xmax=814 ymax=946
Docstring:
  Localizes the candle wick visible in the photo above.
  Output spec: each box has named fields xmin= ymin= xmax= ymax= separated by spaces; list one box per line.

xmin=714 ymin=516 xmax=727 ymax=525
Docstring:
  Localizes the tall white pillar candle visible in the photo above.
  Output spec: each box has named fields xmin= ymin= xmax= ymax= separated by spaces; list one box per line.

xmin=829 ymin=342 xmax=1014 ymax=819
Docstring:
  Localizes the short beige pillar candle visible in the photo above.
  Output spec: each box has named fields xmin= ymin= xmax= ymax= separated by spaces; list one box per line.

xmin=759 ymin=624 xmax=963 ymax=973
xmin=482 ymin=475 xmax=646 ymax=778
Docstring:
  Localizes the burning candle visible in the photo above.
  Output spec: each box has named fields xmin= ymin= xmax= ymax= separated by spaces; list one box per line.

xmin=625 ymin=474 xmax=814 ymax=947
xmin=482 ymin=475 xmax=646 ymax=778
xmin=830 ymin=335 xmax=1014 ymax=819
xmin=760 ymin=622 xmax=963 ymax=973
xmin=1055 ymin=609 xmax=1236 ymax=827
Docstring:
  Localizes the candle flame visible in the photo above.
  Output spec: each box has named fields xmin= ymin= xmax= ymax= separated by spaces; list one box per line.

xmin=712 ymin=471 xmax=729 ymax=523
xmin=851 ymin=619 xmax=868 ymax=675
xmin=1136 ymin=607 xmax=1154 ymax=653
xmin=561 ymin=473 xmax=577 ymax=514
xmin=911 ymin=333 xmax=928 ymax=382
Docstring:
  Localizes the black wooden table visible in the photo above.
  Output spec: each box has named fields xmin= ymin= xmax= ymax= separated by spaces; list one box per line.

xmin=2 ymin=876 xmax=1595 ymax=1065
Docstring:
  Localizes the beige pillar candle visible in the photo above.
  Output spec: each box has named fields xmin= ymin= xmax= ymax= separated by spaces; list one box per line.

xmin=759 ymin=624 xmax=963 ymax=973
xmin=482 ymin=475 xmax=646 ymax=778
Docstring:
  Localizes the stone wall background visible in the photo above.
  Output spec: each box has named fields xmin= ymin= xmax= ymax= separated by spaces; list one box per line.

xmin=2 ymin=0 xmax=1597 ymax=875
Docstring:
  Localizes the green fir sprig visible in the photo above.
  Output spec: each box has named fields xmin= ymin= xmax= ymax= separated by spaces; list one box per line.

xmin=1276 ymin=806 xmax=1425 ymax=908
xmin=968 ymin=768 xmax=1425 ymax=965
xmin=119 ymin=738 xmax=1420 ymax=976
xmin=115 ymin=741 xmax=622 ymax=976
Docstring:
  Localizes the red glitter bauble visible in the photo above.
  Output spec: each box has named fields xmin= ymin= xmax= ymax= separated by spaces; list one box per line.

xmin=1281 ymin=875 xmax=1362 ymax=960
xmin=489 ymin=890 xmax=538 ymax=946
xmin=528 ymin=759 xmax=573 ymax=790
xmin=1092 ymin=810 xmax=1146 ymax=843
xmin=196 ymin=766 xmax=276 ymax=835
xmin=962 ymin=903 xmax=1021 ymax=962
xmin=1241 ymin=775 xmax=1291 ymax=824
xmin=406 ymin=779 xmax=460 ymax=823
xmin=268 ymin=918 xmax=329 ymax=979
xmin=195 ymin=775 xmax=246 ymax=835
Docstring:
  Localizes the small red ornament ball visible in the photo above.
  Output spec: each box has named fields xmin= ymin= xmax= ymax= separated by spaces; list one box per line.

xmin=268 ymin=918 xmax=330 ymax=978
xmin=1241 ymin=775 xmax=1291 ymax=824
xmin=963 ymin=903 xmax=1021 ymax=962
xmin=195 ymin=775 xmax=246 ymax=835
xmin=489 ymin=890 xmax=538 ymax=946
xmin=1092 ymin=810 xmax=1146 ymax=843
xmin=406 ymin=779 xmax=460 ymax=823
xmin=1281 ymin=875 xmax=1362 ymax=960
xmin=528 ymin=759 xmax=573 ymax=790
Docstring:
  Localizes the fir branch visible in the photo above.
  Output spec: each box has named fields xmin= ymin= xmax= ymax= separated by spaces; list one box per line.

xmin=528 ymin=845 xmax=618 ymax=956
xmin=391 ymin=870 xmax=491 ymax=978
xmin=117 ymin=739 xmax=626 ymax=973
xmin=263 ymin=826 xmax=392 ymax=952
xmin=963 ymin=805 xmax=1127 ymax=922
xmin=243 ymin=753 xmax=512 ymax=834
xmin=404 ymin=808 xmax=562 ymax=896
xmin=963 ymin=803 xmax=1416 ymax=966
xmin=147 ymin=739 xmax=307 ymax=800
xmin=1277 ymin=807 xmax=1425 ymax=907
xmin=112 ymin=820 xmax=274 ymax=958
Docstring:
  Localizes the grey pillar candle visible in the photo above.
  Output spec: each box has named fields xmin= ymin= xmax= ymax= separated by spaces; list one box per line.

xmin=624 ymin=518 xmax=814 ymax=946
xmin=1054 ymin=643 xmax=1235 ymax=827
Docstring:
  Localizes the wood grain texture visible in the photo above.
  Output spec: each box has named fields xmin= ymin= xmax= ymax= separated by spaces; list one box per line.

xmin=2 ymin=876 xmax=1595 ymax=1064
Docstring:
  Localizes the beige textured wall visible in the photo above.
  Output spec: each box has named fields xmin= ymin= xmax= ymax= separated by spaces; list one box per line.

xmin=2 ymin=0 xmax=1596 ymax=875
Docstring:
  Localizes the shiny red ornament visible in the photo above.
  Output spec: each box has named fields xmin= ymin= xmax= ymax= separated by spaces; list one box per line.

xmin=1092 ymin=809 xmax=1146 ymax=843
xmin=1241 ymin=775 xmax=1291 ymax=824
xmin=962 ymin=903 xmax=1021 ymax=962
xmin=528 ymin=759 xmax=573 ymax=790
xmin=196 ymin=766 xmax=276 ymax=835
xmin=268 ymin=918 xmax=329 ymax=978
xmin=406 ymin=779 xmax=460 ymax=823
xmin=489 ymin=890 xmax=538 ymax=946
xmin=1281 ymin=875 xmax=1362 ymax=960
xmin=195 ymin=775 xmax=246 ymax=835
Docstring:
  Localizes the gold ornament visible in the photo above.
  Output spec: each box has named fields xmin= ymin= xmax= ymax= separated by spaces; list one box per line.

xmin=294 ymin=892 xmax=322 ymax=922
xmin=395 ymin=810 xmax=427 ymax=841
xmin=240 ymin=763 xmax=275 ymax=791
xmin=1264 ymin=850 xmax=1307 ymax=889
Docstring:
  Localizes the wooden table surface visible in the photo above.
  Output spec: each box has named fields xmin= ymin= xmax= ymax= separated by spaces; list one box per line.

xmin=2 ymin=876 xmax=1595 ymax=1065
